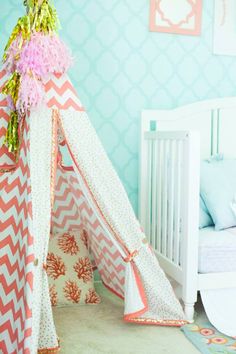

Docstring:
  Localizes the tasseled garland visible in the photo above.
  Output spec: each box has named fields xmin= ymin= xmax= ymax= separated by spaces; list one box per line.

xmin=3 ymin=0 xmax=59 ymax=62
xmin=1 ymin=0 xmax=72 ymax=155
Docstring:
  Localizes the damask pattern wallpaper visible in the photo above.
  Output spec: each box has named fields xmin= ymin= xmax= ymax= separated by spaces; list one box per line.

xmin=1 ymin=0 xmax=236 ymax=213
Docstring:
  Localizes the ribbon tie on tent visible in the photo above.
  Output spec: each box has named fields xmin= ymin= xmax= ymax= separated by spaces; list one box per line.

xmin=123 ymin=236 xmax=149 ymax=262
xmin=124 ymin=249 xmax=139 ymax=263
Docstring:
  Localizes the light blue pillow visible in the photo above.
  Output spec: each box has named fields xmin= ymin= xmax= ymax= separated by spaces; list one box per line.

xmin=199 ymin=195 xmax=214 ymax=229
xmin=201 ymin=158 xmax=236 ymax=231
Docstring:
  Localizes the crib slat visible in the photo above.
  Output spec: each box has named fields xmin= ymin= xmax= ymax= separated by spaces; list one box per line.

xmin=151 ymin=140 xmax=157 ymax=248
xmin=161 ymin=140 xmax=168 ymax=256
xmin=173 ymin=140 xmax=182 ymax=265
xmin=156 ymin=140 xmax=162 ymax=252
xmin=167 ymin=140 xmax=175 ymax=260
xmin=146 ymin=139 xmax=153 ymax=241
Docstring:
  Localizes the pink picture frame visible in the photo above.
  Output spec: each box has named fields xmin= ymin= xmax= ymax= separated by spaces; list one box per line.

xmin=150 ymin=0 xmax=202 ymax=36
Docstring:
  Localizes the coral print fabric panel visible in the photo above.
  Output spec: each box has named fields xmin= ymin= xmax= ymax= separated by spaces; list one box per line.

xmin=150 ymin=0 xmax=202 ymax=35
xmin=47 ymin=230 xmax=101 ymax=306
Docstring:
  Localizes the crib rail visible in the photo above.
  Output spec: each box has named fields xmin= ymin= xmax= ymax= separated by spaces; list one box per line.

xmin=139 ymin=129 xmax=200 ymax=280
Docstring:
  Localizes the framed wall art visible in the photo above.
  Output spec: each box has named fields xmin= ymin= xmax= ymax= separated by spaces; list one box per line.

xmin=149 ymin=0 xmax=202 ymax=36
xmin=213 ymin=0 xmax=236 ymax=56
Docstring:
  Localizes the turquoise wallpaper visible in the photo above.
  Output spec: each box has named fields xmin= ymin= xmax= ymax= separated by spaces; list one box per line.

xmin=1 ymin=0 xmax=236 ymax=213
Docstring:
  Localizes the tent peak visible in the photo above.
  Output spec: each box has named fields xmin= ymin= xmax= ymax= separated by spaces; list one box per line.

xmin=1 ymin=0 xmax=71 ymax=155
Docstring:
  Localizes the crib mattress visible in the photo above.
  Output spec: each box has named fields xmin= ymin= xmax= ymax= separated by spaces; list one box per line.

xmin=198 ymin=226 xmax=236 ymax=273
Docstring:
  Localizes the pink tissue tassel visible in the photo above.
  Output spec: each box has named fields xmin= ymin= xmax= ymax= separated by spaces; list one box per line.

xmin=5 ymin=32 xmax=72 ymax=113
xmin=17 ymin=73 xmax=45 ymax=114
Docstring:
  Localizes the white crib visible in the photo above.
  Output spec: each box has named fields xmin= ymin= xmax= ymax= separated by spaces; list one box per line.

xmin=139 ymin=98 xmax=236 ymax=322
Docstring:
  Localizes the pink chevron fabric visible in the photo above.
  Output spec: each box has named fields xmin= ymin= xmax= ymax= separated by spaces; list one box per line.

xmin=0 ymin=116 xmax=34 ymax=353
xmin=44 ymin=73 xmax=84 ymax=112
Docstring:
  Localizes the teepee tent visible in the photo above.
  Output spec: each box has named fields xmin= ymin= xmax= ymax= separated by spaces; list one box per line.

xmin=0 ymin=1 xmax=185 ymax=353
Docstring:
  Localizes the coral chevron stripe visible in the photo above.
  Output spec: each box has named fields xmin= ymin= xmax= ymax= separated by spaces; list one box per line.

xmin=45 ymin=79 xmax=78 ymax=96
xmin=0 ymin=298 xmax=25 ymax=330
xmin=44 ymin=74 xmax=84 ymax=111
xmin=1 ymin=255 xmax=27 ymax=280
xmin=0 ymin=128 xmax=7 ymax=137
xmin=0 ymin=107 xmax=15 ymax=166
xmin=0 ymin=98 xmax=8 ymax=107
xmin=0 ymin=109 xmax=9 ymax=121
xmin=47 ymin=97 xmax=84 ymax=111
xmin=0 ymin=340 xmax=8 ymax=354
xmin=1 ymin=180 xmax=28 ymax=197
xmin=0 ymin=69 xmax=7 ymax=80
xmin=0 ymin=277 xmax=25 ymax=306
xmin=0 ymin=321 xmax=25 ymax=352
xmin=0 ymin=150 xmax=15 ymax=161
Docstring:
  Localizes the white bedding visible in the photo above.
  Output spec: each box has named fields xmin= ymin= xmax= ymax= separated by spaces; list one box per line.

xmin=199 ymin=226 xmax=236 ymax=273
xmin=198 ymin=226 xmax=236 ymax=337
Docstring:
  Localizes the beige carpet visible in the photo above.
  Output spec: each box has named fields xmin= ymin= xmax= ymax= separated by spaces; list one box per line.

xmin=53 ymin=282 xmax=200 ymax=354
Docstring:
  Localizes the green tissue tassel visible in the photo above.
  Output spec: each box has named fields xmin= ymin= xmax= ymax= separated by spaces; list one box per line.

xmin=2 ymin=73 xmax=21 ymax=154
xmin=2 ymin=72 xmax=21 ymax=106
xmin=3 ymin=16 xmax=31 ymax=62
xmin=31 ymin=0 xmax=59 ymax=33
xmin=5 ymin=111 xmax=19 ymax=154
